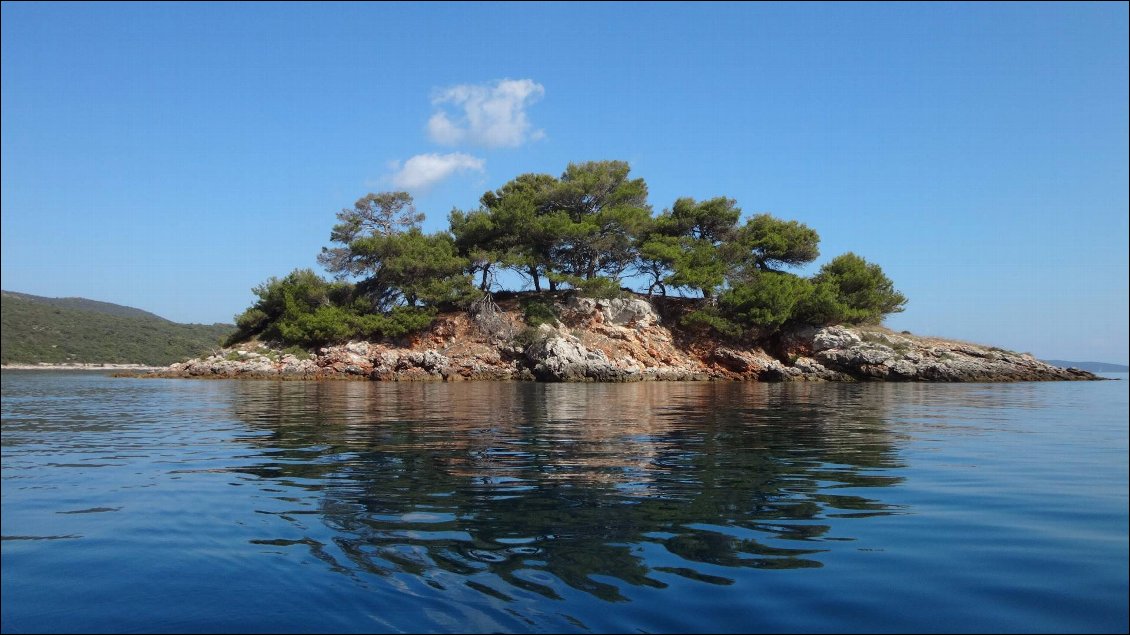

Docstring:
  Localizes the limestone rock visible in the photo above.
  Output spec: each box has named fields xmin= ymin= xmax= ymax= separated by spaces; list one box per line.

xmin=812 ymin=326 xmax=862 ymax=352
xmin=524 ymin=327 xmax=628 ymax=382
xmin=565 ymin=295 xmax=659 ymax=329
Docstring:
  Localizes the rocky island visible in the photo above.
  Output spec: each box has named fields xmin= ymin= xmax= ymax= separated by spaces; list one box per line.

xmin=139 ymin=161 xmax=1099 ymax=383
xmin=144 ymin=294 xmax=1096 ymax=382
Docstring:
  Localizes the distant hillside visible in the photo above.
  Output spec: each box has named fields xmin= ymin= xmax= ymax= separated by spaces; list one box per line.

xmin=1042 ymin=360 xmax=1130 ymax=373
xmin=1 ymin=291 xmax=234 ymax=366
xmin=1 ymin=290 xmax=164 ymax=321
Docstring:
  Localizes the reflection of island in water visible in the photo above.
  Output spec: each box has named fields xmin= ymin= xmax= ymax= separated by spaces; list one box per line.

xmin=227 ymin=382 xmax=906 ymax=601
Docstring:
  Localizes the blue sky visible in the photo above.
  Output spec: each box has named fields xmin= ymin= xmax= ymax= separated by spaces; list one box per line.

xmin=2 ymin=2 xmax=1127 ymax=363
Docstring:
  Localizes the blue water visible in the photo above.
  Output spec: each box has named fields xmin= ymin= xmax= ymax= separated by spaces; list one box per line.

xmin=2 ymin=372 xmax=1127 ymax=633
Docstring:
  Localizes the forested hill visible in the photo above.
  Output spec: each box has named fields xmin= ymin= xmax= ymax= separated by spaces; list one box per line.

xmin=2 ymin=290 xmax=165 ymax=320
xmin=1 ymin=291 xmax=234 ymax=366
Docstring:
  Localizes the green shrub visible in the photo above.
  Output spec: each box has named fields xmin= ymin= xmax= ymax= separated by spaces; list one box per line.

xmin=352 ymin=306 xmax=436 ymax=340
xmin=225 ymin=267 xmax=440 ymax=348
xmin=227 ymin=269 xmax=345 ymax=345
xmin=521 ymin=297 xmax=560 ymax=328
xmin=275 ymin=305 xmax=355 ymax=347
xmin=282 ymin=345 xmax=312 ymax=360
xmin=575 ymin=277 xmax=623 ymax=300
xmin=791 ymin=280 xmax=843 ymax=325
xmin=811 ymin=253 xmax=906 ymax=324
xmin=271 ymin=305 xmax=437 ymax=348
xmin=719 ymin=272 xmax=812 ymax=333
xmin=512 ymin=325 xmax=549 ymax=349
xmin=233 ymin=307 xmax=268 ymax=334
xmin=410 ymin=275 xmax=477 ymax=310
xmin=680 ymin=308 xmax=743 ymax=338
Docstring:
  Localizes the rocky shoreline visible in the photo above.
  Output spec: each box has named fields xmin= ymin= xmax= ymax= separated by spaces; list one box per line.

xmin=133 ymin=295 xmax=1099 ymax=383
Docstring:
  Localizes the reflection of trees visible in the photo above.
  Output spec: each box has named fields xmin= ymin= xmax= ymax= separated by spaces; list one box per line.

xmin=227 ymin=381 xmax=905 ymax=601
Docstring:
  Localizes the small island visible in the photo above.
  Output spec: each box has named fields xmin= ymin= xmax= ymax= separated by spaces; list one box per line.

xmin=145 ymin=161 xmax=1096 ymax=383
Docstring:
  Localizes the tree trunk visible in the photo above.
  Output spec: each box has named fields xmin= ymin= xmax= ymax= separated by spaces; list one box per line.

xmin=480 ymin=266 xmax=490 ymax=291
xmin=529 ymin=266 xmax=541 ymax=292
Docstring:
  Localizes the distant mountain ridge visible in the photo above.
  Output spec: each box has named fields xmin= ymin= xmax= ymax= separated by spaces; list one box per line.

xmin=1 ymin=290 xmax=234 ymax=366
xmin=1 ymin=290 xmax=165 ymax=321
xmin=1042 ymin=360 xmax=1129 ymax=373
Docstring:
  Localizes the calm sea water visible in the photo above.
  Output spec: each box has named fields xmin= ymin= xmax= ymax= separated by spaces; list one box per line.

xmin=2 ymin=372 xmax=1126 ymax=634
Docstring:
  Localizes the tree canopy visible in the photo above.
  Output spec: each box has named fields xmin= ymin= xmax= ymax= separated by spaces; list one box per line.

xmin=727 ymin=213 xmax=821 ymax=276
xmin=318 ymin=192 xmax=425 ymax=277
xmin=460 ymin=161 xmax=653 ymax=291
xmin=809 ymin=252 xmax=908 ymax=324
xmin=230 ymin=161 xmax=907 ymax=348
xmin=637 ymin=196 xmax=742 ymax=299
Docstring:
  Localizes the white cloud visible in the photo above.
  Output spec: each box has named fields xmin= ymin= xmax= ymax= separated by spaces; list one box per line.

xmin=427 ymin=78 xmax=545 ymax=148
xmin=388 ymin=152 xmax=485 ymax=191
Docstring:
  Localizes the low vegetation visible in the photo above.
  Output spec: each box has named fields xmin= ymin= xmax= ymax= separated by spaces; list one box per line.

xmin=229 ymin=160 xmax=907 ymax=348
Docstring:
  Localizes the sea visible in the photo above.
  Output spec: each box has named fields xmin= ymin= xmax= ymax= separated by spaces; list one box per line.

xmin=2 ymin=371 xmax=1127 ymax=633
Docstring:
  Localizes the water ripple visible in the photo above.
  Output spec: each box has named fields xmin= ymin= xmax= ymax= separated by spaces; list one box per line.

xmin=2 ymin=372 xmax=1126 ymax=633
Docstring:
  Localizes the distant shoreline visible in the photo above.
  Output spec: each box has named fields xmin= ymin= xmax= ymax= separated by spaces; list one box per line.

xmin=1041 ymin=360 xmax=1130 ymax=373
xmin=2 ymin=363 xmax=167 ymax=371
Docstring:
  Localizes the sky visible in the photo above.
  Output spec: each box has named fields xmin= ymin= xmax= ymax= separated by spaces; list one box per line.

xmin=2 ymin=2 xmax=1127 ymax=363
